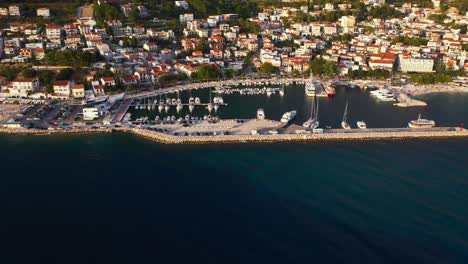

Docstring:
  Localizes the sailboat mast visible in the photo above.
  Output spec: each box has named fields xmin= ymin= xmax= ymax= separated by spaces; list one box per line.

xmin=343 ymin=101 xmax=348 ymax=123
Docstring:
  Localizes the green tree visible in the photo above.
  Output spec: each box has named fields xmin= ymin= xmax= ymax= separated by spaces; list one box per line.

xmin=258 ymin=62 xmax=279 ymax=76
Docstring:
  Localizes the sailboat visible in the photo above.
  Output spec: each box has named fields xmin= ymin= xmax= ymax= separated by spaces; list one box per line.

xmin=341 ymin=101 xmax=351 ymax=129
xmin=303 ymin=92 xmax=319 ymax=129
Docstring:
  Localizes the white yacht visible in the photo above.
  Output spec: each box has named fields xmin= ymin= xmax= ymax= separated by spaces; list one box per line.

xmin=189 ymin=104 xmax=195 ymax=112
xmin=176 ymin=103 xmax=183 ymax=112
xmin=357 ymin=121 xmax=367 ymax=129
xmin=189 ymin=97 xmax=194 ymax=104
xmin=171 ymin=98 xmax=177 ymax=105
xmin=257 ymin=109 xmax=265 ymax=120
xmin=207 ymin=103 xmax=213 ymax=112
xmin=341 ymin=101 xmax=351 ymax=129
xmin=213 ymin=104 xmax=219 ymax=112
xmin=408 ymin=114 xmax=435 ymax=128
xmin=305 ymin=71 xmax=315 ymax=97
xmin=213 ymin=96 xmax=224 ymax=104
xmin=280 ymin=110 xmax=297 ymax=123
xmin=158 ymin=102 xmax=164 ymax=112
xmin=195 ymin=97 xmax=201 ymax=104
xmin=166 ymin=98 xmax=171 ymax=105
xmin=165 ymin=105 xmax=170 ymax=112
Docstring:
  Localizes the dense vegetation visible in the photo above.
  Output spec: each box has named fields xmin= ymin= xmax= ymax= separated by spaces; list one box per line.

xmin=309 ymin=57 xmax=337 ymax=76
xmin=347 ymin=69 xmax=391 ymax=79
xmin=44 ymin=49 xmax=100 ymax=67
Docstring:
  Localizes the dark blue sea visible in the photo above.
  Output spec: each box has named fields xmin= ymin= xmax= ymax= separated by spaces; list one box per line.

xmin=1 ymin=134 xmax=468 ymax=263
xmin=2 ymin=89 xmax=468 ymax=263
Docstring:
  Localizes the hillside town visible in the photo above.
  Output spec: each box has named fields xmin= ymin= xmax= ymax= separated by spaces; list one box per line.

xmin=0 ymin=0 xmax=467 ymax=132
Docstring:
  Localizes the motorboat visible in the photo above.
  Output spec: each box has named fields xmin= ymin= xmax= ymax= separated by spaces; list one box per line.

xmin=257 ymin=109 xmax=265 ymax=120
xmin=176 ymin=103 xmax=183 ymax=112
xmin=189 ymin=104 xmax=195 ymax=112
xmin=280 ymin=110 xmax=297 ymax=123
xmin=165 ymin=105 xmax=170 ymax=112
xmin=195 ymin=97 xmax=201 ymax=104
xmin=357 ymin=121 xmax=367 ymax=129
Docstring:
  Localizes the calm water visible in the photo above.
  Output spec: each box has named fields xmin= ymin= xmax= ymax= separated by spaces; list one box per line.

xmin=1 ymin=134 xmax=468 ymax=263
xmin=131 ymin=86 xmax=468 ymax=128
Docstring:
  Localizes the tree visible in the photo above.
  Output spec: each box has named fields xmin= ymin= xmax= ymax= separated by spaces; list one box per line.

xmin=194 ymin=65 xmax=221 ymax=80
xmin=21 ymin=69 xmax=37 ymax=78
xmin=57 ymin=68 xmax=74 ymax=80
xmin=258 ymin=62 xmax=279 ymax=76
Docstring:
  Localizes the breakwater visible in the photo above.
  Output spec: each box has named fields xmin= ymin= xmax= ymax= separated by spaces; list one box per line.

xmin=2 ymin=127 xmax=468 ymax=144
xmin=127 ymin=127 xmax=468 ymax=144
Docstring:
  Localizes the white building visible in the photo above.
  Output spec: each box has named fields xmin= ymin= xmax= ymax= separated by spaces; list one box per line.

xmin=46 ymin=25 xmax=62 ymax=39
xmin=399 ymin=56 xmax=434 ymax=73
xmin=83 ymin=108 xmax=100 ymax=121
xmin=179 ymin=13 xmax=194 ymax=23
xmin=53 ymin=80 xmax=71 ymax=97
xmin=37 ymin=8 xmax=50 ymax=17
xmin=8 ymin=5 xmax=20 ymax=16
xmin=175 ymin=1 xmax=189 ymax=10
xmin=10 ymin=78 xmax=40 ymax=97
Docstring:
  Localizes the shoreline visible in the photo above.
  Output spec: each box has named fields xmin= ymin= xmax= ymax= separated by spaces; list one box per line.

xmin=1 ymin=127 xmax=467 ymax=144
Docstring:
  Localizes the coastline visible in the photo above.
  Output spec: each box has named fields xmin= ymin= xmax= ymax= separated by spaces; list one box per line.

xmin=2 ymin=127 xmax=467 ymax=144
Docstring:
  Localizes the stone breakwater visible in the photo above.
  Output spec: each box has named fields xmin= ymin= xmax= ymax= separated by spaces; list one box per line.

xmin=127 ymin=128 xmax=468 ymax=144
xmin=2 ymin=127 xmax=468 ymax=144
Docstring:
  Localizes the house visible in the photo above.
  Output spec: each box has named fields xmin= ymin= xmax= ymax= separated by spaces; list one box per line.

xmin=93 ymin=85 xmax=105 ymax=96
xmin=143 ymin=42 xmax=158 ymax=52
xmin=175 ymin=1 xmax=189 ymax=10
xmin=8 ymin=5 xmax=20 ymax=16
xmin=10 ymin=78 xmax=40 ymax=97
xmin=53 ymin=80 xmax=71 ymax=98
xmin=71 ymin=84 xmax=85 ymax=98
xmin=37 ymin=8 xmax=50 ymax=17
xmin=121 ymin=75 xmax=139 ymax=86
xmin=0 ymin=8 xmax=9 ymax=16
xmin=100 ymin=77 xmax=116 ymax=86
xmin=46 ymin=25 xmax=62 ymax=39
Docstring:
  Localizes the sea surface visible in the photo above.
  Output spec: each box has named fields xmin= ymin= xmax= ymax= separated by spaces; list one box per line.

xmin=1 ymin=134 xmax=468 ymax=263
xmin=2 ymin=88 xmax=468 ymax=263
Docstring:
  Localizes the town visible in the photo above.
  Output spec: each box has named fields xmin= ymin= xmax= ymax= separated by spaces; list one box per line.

xmin=0 ymin=0 xmax=467 ymax=142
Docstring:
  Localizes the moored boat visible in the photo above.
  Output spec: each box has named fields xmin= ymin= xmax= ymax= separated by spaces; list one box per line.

xmin=357 ymin=121 xmax=367 ymax=129
xmin=408 ymin=114 xmax=435 ymax=128
xmin=280 ymin=110 xmax=297 ymax=123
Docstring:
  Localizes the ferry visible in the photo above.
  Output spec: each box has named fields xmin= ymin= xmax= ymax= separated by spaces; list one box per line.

xmin=357 ymin=121 xmax=367 ymax=129
xmin=280 ymin=110 xmax=297 ymax=123
xmin=408 ymin=114 xmax=435 ymax=128
xmin=305 ymin=72 xmax=315 ymax=97
xmin=257 ymin=109 xmax=265 ymax=120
